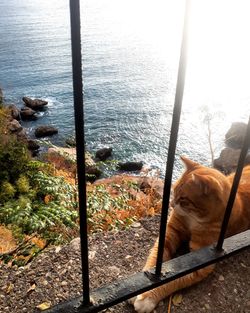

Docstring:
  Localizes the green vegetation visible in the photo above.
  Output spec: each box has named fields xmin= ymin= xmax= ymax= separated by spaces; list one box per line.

xmin=0 ymin=169 xmax=78 ymax=234
xmin=0 ymin=104 xmax=137 ymax=245
xmin=87 ymin=183 xmax=136 ymax=232
xmin=0 ymin=106 xmax=78 ymax=244
xmin=0 ymin=138 xmax=30 ymax=183
xmin=0 ymin=100 xmax=161 ymax=266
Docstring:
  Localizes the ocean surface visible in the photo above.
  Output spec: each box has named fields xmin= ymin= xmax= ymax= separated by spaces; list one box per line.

xmin=1 ymin=0 xmax=250 ymax=179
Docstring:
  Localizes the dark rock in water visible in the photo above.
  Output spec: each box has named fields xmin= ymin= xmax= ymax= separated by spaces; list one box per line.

xmin=20 ymin=106 xmax=37 ymax=120
xmin=7 ymin=104 xmax=20 ymax=120
xmin=213 ymin=147 xmax=250 ymax=175
xmin=27 ymin=139 xmax=40 ymax=151
xmin=7 ymin=119 xmax=23 ymax=133
xmin=35 ymin=125 xmax=58 ymax=138
xmin=225 ymin=122 xmax=247 ymax=149
xmin=95 ymin=147 xmax=112 ymax=161
xmin=22 ymin=96 xmax=48 ymax=111
xmin=117 ymin=161 xmax=143 ymax=172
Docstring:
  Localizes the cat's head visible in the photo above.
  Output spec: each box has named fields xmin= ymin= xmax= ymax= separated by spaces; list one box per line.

xmin=171 ymin=156 xmax=231 ymax=223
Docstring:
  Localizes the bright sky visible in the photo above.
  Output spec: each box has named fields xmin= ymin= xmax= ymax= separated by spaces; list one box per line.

xmin=186 ymin=0 xmax=250 ymax=114
xmin=81 ymin=0 xmax=250 ymax=119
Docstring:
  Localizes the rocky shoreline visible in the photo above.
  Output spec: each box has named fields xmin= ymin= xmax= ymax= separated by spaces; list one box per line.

xmin=3 ymin=95 xmax=58 ymax=155
xmin=2 ymin=87 xmax=250 ymax=180
xmin=1 ymin=88 xmax=250 ymax=313
xmin=1 ymin=90 xmax=147 ymax=180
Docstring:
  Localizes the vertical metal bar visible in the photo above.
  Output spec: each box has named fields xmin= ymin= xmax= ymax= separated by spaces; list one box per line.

xmin=155 ymin=0 xmax=191 ymax=276
xmin=216 ymin=116 xmax=250 ymax=250
xmin=69 ymin=0 xmax=90 ymax=305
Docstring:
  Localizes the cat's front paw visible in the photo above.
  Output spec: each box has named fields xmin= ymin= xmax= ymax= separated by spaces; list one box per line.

xmin=133 ymin=295 xmax=157 ymax=313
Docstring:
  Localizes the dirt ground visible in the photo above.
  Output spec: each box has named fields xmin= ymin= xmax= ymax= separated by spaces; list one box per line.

xmin=0 ymin=215 xmax=249 ymax=313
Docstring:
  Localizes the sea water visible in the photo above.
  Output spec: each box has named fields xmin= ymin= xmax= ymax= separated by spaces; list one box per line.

xmin=1 ymin=0 xmax=250 ymax=179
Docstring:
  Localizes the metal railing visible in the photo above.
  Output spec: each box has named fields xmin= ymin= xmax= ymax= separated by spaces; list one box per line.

xmin=47 ymin=0 xmax=250 ymax=312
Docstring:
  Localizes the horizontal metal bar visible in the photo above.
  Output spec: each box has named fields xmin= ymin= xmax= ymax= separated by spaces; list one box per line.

xmin=46 ymin=230 xmax=250 ymax=313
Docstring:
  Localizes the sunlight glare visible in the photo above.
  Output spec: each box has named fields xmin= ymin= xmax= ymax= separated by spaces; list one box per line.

xmin=187 ymin=0 xmax=250 ymax=117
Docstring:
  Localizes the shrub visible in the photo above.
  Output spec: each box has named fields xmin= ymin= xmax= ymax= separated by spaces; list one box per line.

xmin=0 ymin=106 xmax=31 ymax=184
xmin=0 ymin=181 xmax=16 ymax=201
xmin=16 ymin=175 xmax=30 ymax=194
xmin=0 ymin=197 xmax=78 ymax=234
xmin=30 ymin=171 xmax=77 ymax=204
xmin=0 ymin=136 xmax=30 ymax=184
xmin=87 ymin=184 xmax=135 ymax=232
xmin=0 ymin=171 xmax=78 ymax=238
xmin=0 ymin=106 xmax=79 ymax=243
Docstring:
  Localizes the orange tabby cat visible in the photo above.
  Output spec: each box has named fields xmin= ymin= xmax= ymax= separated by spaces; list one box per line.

xmin=131 ymin=156 xmax=250 ymax=313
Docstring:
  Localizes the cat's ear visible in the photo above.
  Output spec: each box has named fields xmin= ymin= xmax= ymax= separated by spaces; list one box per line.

xmin=191 ymin=173 xmax=222 ymax=195
xmin=181 ymin=156 xmax=200 ymax=170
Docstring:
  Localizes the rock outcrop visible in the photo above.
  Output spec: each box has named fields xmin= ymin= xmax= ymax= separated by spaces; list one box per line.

xmin=214 ymin=121 xmax=250 ymax=174
xmin=35 ymin=125 xmax=58 ymax=138
xmin=85 ymin=152 xmax=102 ymax=180
xmin=16 ymin=129 xmax=28 ymax=142
xmin=20 ymin=107 xmax=37 ymax=121
xmin=7 ymin=104 xmax=20 ymax=120
xmin=214 ymin=147 xmax=250 ymax=175
xmin=27 ymin=139 xmax=40 ymax=151
xmin=225 ymin=122 xmax=247 ymax=148
xmin=22 ymin=97 xmax=48 ymax=111
xmin=7 ymin=119 xmax=23 ymax=133
xmin=95 ymin=147 xmax=112 ymax=161
xmin=47 ymin=147 xmax=101 ymax=181
xmin=117 ymin=161 xmax=143 ymax=172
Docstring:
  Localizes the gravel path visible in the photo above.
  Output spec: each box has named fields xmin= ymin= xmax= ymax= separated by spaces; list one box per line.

xmin=0 ymin=216 xmax=249 ymax=313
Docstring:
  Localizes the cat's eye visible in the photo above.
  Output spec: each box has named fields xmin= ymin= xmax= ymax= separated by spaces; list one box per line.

xmin=179 ymin=197 xmax=189 ymax=207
